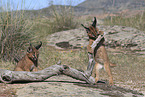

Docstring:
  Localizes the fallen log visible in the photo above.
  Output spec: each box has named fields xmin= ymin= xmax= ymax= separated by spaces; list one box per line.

xmin=0 ymin=65 xmax=61 ymax=84
xmin=0 ymin=64 xmax=95 ymax=84
xmin=0 ymin=65 xmax=144 ymax=97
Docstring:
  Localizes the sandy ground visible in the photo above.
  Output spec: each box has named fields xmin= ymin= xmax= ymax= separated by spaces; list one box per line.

xmin=0 ymin=75 xmax=142 ymax=97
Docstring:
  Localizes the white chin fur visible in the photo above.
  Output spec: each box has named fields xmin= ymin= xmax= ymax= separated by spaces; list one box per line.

xmin=98 ymin=63 xmax=103 ymax=70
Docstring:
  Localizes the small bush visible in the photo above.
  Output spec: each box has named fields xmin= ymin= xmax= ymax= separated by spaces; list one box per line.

xmin=49 ymin=5 xmax=78 ymax=32
xmin=0 ymin=10 xmax=34 ymax=61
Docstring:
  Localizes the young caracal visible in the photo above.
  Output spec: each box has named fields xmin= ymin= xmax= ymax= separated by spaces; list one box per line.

xmin=14 ymin=42 xmax=42 ymax=72
xmin=81 ymin=17 xmax=116 ymax=85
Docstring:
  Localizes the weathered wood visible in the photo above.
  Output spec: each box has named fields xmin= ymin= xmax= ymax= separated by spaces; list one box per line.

xmin=62 ymin=65 xmax=95 ymax=84
xmin=0 ymin=63 xmax=95 ymax=84
xmin=0 ymin=65 xmax=61 ymax=83
xmin=85 ymin=59 xmax=96 ymax=77
xmin=91 ymin=34 xmax=105 ymax=50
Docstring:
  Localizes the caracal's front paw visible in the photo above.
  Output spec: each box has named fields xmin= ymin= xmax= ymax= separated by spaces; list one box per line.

xmin=95 ymin=78 xmax=99 ymax=83
xmin=109 ymin=79 xmax=114 ymax=85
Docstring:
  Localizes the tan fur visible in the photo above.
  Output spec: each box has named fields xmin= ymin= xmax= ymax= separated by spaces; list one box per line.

xmin=88 ymin=39 xmax=116 ymax=67
xmin=87 ymin=38 xmax=114 ymax=85
xmin=82 ymin=17 xmax=116 ymax=85
xmin=14 ymin=42 xmax=42 ymax=72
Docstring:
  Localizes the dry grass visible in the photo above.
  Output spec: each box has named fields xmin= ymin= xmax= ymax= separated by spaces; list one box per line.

xmin=103 ymin=49 xmax=145 ymax=92
xmin=103 ymin=11 xmax=145 ymax=31
xmin=31 ymin=5 xmax=78 ymax=42
xmin=0 ymin=83 xmax=16 ymax=97
xmin=39 ymin=46 xmax=88 ymax=71
xmin=0 ymin=10 xmax=34 ymax=61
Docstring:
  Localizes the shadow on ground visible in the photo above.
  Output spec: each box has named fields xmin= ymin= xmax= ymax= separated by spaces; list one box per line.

xmin=46 ymin=79 xmax=144 ymax=97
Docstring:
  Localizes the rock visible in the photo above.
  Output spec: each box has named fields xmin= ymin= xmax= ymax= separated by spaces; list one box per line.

xmin=15 ymin=76 xmax=144 ymax=97
xmin=104 ymin=26 xmax=145 ymax=51
xmin=47 ymin=25 xmax=145 ymax=52
xmin=56 ymin=41 xmax=71 ymax=49
xmin=47 ymin=29 xmax=88 ymax=49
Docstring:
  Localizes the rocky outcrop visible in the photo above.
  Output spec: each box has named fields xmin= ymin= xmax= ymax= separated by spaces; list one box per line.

xmin=101 ymin=26 xmax=145 ymax=50
xmin=47 ymin=29 xmax=89 ymax=49
xmin=47 ymin=25 xmax=145 ymax=52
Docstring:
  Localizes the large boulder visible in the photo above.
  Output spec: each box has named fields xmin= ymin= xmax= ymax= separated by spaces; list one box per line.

xmin=47 ymin=25 xmax=145 ymax=51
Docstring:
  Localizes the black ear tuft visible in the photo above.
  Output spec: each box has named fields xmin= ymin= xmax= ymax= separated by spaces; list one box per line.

xmin=92 ymin=17 xmax=97 ymax=27
xmin=35 ymin=41 xmax=42 ymax=50
xmin=27 ymin=47 xmax=32 ymax=53
xmin=27 ymin=43 xmax=33 ymax=53
xmin=81 ymin=24 xmax=89 ymax=30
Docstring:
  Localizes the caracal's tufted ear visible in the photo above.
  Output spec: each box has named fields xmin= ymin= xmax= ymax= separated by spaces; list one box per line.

xmin=35 ymin=41 xmax=42 ymax=50
xmin=92 ymin=17 xmax=97 ymax=28
xmin=27 ymin=43 xmax=33 ymax=53
xmin=81 ymin=24 xmax=90 ymax=30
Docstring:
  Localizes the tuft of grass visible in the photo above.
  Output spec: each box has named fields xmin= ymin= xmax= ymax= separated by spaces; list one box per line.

xmin=0 ymin=10 xmax=34 ymax=61
xmin=103 ymin=11 xmax=145 ymax=31
xmin=31 ymin=5 xmax=78 ymax=40
xmin=49 ymin=5 xmax=78 ymax=32
xmin=0 ymin=60 xmax=14 ymax=70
